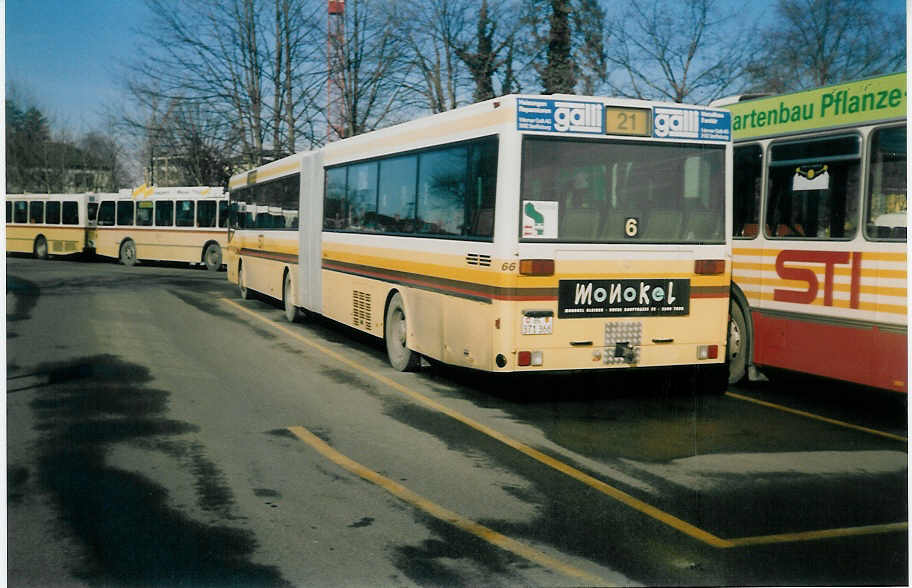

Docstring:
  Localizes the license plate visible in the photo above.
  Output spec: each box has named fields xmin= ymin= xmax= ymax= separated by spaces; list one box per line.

xmin=521 ymin=315 xmax=553 ymax=335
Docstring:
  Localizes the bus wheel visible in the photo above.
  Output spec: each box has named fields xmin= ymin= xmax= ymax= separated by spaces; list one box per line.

xmin=283 ymin=272 xmax=299 ymax=323
xmin=728 ymin=301 xmax=748 ymax=385
xmin=119 ymin=240 xmax=137 ymax=266
xmin=204 ymin=243 xmax=222 ymax=271
xmin=238 ymin=264 xmax=250 ymax=300
xmin=385 ymin=293 xmax=420 ymax=372
xmin=33 ymin=236 xmax=48 ymax=260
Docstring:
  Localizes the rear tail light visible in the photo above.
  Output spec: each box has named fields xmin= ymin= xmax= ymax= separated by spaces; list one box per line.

xmin=694 ymin=259 xmax=725 ymax=275
xmin=519 ymin=259 xmax=555 ymax=276
xmin=517 ymin=350 xmax=544 ymax=366
xmin=697 ymin=344 xmax=719 ymax=360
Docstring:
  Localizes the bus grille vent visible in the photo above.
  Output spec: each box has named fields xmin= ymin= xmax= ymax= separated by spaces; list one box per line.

xmin=466 ymin=253 xmax=492 ymax=267
xmin=352 ymin=290 xmax=372 ymax=331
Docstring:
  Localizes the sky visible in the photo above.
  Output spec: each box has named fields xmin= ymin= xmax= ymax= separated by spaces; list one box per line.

xmin=3 ymin=0 xmax=908 ymax=135
xmin=5 ymin=0 xmax=155 ymax=133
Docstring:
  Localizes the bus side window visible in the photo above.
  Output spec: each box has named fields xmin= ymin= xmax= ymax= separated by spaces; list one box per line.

xmin=136 ymin=202 xmax=154 ymax=226
xmin=29 ymin=201 xmax=45 ymax=224
xmin=98 ymin=201 xmax=116 ymax=226
xmin=62 ymin=202 xmax=79 ymax=225
xmin=176 ymin=200 xmax=195 ymax=227
xmin=117 ymin=201 xmax=135 ymax=226
xmin=218 ymin=201 xmax=228 ymax=228
xmin=5 ymin=201 xmax=11 ymax=224
xmin=197 ymin=201 xmax=216 ymax=227
xmin=865 ymin=125 xmax=906 ymax=242
xmin=46 ymin=201 xmax=61 ymax=224
xmin=733 ymin=144 xmax=762 ymax=238
xmin=13 ymin=201 xmax=27 ymax=223
xmin=155 ymin=201 xmax=174 ymax=226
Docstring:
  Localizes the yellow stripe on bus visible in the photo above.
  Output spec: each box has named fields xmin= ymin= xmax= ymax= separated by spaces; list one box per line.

xmin=733 ymin=248 xmax=907 ymax=264
xmin=734 ymin=275 xmax=906 ymax=298
xmin=740 ymin=289 xmax=907 ymax=315
xmin=733 ymin=262 xmax=906 ymax=280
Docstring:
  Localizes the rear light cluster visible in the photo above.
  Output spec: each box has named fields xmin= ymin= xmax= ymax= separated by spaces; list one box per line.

xmin=697 ymin=344 xmax=719 ymax=360
xmin=516 ymin=350 xmax=543 ymax=366
xmin=519 ymin=259 xmax=554 ymax=276
xmin=694 ymin=259 xmax=725 ymax=275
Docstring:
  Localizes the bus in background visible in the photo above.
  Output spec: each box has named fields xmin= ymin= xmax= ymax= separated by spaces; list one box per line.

xmin=5 ymin=193 xmax=95 ymax=259
xmin=227 ymin=94 xmax=734 ymax=390
xmin=719 ymin=72 xmax=906 ymax=392
xmin=89 ymin=185 xmax=229 ymax=270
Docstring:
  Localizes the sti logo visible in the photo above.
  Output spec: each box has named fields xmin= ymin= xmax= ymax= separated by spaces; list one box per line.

xmin=654 ymin=107 xmax=700 ymax=139
xmin=553 ymin=101 xmax=603 ymax=133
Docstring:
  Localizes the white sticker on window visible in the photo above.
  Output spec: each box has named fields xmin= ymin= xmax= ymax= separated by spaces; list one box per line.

xmin=792 ymin=165 xmax=830 ymax=191
xmin=522 ymin=200 xmax=558 ymax=238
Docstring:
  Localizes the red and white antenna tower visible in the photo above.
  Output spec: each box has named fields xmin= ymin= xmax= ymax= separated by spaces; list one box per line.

xmin=327 ymin=0 xmax=346 ymax=141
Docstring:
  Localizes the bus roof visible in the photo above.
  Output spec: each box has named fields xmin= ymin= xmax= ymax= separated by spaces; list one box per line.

xmin=120 ymin=186 xmax=226 ymax=200
xmin=723 ymin=72 xmax=906 ymax=141
xmin=230 ymin=93 xmax=733 ymax=189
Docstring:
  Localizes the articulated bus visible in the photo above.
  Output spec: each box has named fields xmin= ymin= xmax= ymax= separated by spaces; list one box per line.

xmin=6 ymin=193 xmax=96 ymax=258
xmin=89 ymin=185 xmax=229 ymax=270
xmin=227 ymin=94 xmax=734 ymax=390
xmin=719 ymin=72 xmax=906 ymax=392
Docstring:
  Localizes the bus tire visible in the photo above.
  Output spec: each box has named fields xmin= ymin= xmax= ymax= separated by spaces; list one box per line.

xmin=238 ymin=263 xmax=250 ymax=300
xmin=119 ymin=240 xmax=137 ymax=266
xmin=33 ymin=236 xmax=48 ymax=260
xmin=283 ymin=272 xmax=300 ymax=323
xmin=385 ymin=292 xmax=420 ymax=372
xmin=728 ymin=300 xmax=749 ymax=385
xmin=204 ymin=243 xmax=222 ymax=271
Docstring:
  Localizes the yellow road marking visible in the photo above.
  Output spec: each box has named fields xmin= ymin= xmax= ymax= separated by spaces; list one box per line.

xmin=286 ymin=425 xmax=610 ymax=585
xmin=725 ymin=392 xmax=908 ymax=442
xmin=727 ymin=522 xmax=909 ymax=547
xmin=222 ymin=298 xmax=909 ymax=548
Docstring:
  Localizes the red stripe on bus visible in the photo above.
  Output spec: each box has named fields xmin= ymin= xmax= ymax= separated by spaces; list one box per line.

xmin=752 ymin=311 xmax=907 ymax=392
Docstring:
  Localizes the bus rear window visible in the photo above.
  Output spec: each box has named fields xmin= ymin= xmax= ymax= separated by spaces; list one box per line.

xmin=520 ymin=137 xmax=725 ymax=243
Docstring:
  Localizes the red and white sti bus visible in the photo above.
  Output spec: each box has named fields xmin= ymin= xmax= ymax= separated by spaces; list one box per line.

xmin=719 ymin=72 xmax=906 ymax=392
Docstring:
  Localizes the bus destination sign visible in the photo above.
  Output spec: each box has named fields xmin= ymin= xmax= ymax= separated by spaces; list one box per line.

xmin=516 ymin=98 xmax=605 ymax=134
xmin=558 ymin=278 xmax=691 ymax=318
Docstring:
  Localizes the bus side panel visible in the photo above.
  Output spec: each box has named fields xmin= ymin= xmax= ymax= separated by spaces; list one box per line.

xmin=752 ymin=311 xmax=906 ymax=392
xmin=320 ymin=269 xmax=387 ymax=338
xmin=93 ymin=227 xmax=123 ymax=259
xmin=6 ymin=226 xmax=37 ymax=254
xmin=299 ymin=152 xmax=324 ymax=313
xmin=442 ymin=297 xmax=494 ymax=370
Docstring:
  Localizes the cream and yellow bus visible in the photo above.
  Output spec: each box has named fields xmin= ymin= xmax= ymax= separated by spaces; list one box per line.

xmin=227 ymin=95 xmax=733 ymax=390
xmin=89 ymin=186 xmax=229 ymax=270
xmin=719 ymin=72 xmax=906 ymax=392
xmin=6 ymin=193 xmax=95 ymax=258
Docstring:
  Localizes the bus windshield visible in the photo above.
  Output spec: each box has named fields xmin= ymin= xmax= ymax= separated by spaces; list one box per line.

xmin=521 ymin=136 xmax=725 ymax=243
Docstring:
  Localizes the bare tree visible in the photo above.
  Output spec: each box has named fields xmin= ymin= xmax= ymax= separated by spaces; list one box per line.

xmin=397 ymin=0 xmax=469 ymax=113
xmin=519 ymin=0 xmax=607 ymax=95
xmin=327 ymin=0 xmax=412 ymax=139
xmin=745 ymin=0 xmax=906 ymax=93
xmin=123 ymin=0 xmax=324 ymax=176
xmin=606 ymin=0 xmax=748 ymax=103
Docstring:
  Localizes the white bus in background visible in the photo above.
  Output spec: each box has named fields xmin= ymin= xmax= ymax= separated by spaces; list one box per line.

xmin=227 ymin=94 xmax=733 ymax=391
xmin=5 ymin=193 xmax=95 ymax=258
xmin=88 ymin=185 xmax=229 ymax=270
